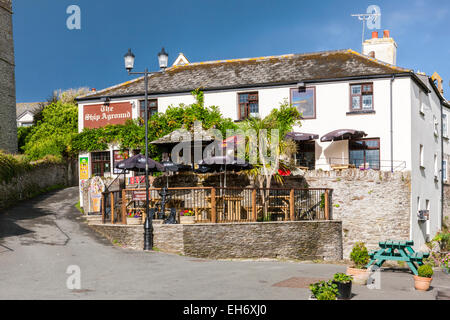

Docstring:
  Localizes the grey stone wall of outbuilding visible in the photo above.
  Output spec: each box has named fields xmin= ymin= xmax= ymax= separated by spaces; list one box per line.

xmin=89 ymin=220 xmax=343 ymax=261
xmin=304 ymin=169 xmax=411 ymax=258
xmin=0 ymin=0 xmax=17 ymax=154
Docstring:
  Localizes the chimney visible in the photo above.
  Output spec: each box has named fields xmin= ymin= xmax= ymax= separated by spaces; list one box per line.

xmin=363 ymin=29 xmax=397 ymax=65
xmin=91 ymin=88 xmax=96 ymax=92
xmin=431 ymin=72 xmax=444 ymax=95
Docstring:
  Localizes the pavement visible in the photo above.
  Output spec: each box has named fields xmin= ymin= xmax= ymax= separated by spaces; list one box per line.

xmin=0 ymin=186 xmax=449 ymax=300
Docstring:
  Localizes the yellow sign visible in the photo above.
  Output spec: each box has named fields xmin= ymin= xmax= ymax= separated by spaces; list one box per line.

xmin=79 ymin=157 xmax=89 ymax=180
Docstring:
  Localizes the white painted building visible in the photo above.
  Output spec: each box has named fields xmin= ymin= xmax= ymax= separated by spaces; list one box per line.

xmin=76 ymin=31 xmax=448 ymax=248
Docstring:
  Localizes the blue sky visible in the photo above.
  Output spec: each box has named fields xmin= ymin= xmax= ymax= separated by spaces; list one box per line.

xmin=13 ymin=0 xmax=449 ymax=102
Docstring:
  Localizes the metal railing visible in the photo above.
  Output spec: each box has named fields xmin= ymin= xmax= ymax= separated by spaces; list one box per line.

xmin=101 ymin=187 xmax=333 ymax=225
xmin=297 ymin=158 xmax=407 ymax=171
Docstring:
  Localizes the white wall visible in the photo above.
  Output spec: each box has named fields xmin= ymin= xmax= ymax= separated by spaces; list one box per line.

xmin=409 ymin=79 xmax=442 ymax=248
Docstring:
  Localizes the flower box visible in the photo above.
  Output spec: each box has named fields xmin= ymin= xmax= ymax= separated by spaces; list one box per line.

xmin=180 ymin=216 xmax=195 ymax=224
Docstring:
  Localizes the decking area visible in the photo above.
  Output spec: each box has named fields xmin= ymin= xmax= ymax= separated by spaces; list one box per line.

xmin=101 ymin=187 xmax=333 ymax=225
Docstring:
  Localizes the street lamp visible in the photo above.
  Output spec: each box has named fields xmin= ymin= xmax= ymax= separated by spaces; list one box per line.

xmin=123 ymin=47 xmax=168 ymax=251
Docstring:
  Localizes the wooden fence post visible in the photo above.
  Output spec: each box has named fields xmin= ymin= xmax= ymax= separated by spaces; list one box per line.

xmin=110 ymin=192 xmax=115 ymax=224
xmin=290 ymin=189 xmax=295 ymax=221
xmin=122 ymin=189 xmax=127 ymax=224
xmin=252 ymin=188 xmax=257 ymax=221
xmin=101 ymin=193 xmax=105 ymax=224
xmin=324 ymin=189 xmax=329 ymax=220
xmin=211 ymin=188 xmax=216 ymax=223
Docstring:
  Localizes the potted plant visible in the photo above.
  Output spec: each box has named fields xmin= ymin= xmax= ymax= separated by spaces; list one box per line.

xmin=414 ymin=264 xmax=433 ymax=291
xmin=346 ymin=242 xmax=370 ymax=285
xmin=180 ymin=209 xmax=195 ymax=224
xmin=309 ymin=280 xmax=339 ymax=300
xmin=442 ymin=253 xmax=450 ymax=275
xmin=332 ymin=273 xmax=353 ymax=300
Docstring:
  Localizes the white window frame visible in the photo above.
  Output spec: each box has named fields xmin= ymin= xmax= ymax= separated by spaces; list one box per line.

xmin=434 ymin=154 xmax=438 ymax=178
xmin=443 ymin=113 xmax=448 ymax=138
xmin=434 ymin=115 xmax=439 ymax=136
xmin=419 ymin=91 xmax=425 ymax=114
xmin=419 ymin=144 xmax=424 ymax=168
xmin=443 ymin=159 xmax=448 ymax=183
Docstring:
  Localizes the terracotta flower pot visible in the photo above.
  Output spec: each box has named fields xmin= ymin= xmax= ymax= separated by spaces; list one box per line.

xmin=413 ymin=275 xmax=432 ymax=291
xmin=346 ymin=267 xmax=369 ymax=285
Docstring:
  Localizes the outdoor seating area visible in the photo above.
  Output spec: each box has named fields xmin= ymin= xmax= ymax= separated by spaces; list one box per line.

xmin=366 ymin=240 xmax=430 ymax=275
xmin=101 ymin=186 xmax=333 ymax=225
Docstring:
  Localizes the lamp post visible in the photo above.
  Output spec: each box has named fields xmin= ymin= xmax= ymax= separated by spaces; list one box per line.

xmin=124 ymin=47 xmax=169 ymax=251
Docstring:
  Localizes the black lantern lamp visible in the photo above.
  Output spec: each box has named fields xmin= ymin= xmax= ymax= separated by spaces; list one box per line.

xmin=123 ymin=47 xmax=168 ymax=251
xmin=158 ymin=47 xmax=169 ymax=70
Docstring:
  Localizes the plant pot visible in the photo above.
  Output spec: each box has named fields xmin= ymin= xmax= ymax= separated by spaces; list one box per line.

xmin=413 ymin=275 xmax=432 ymax=291
xmin=332 ymin=281 xmax=352 ymax=300
xmin=346 ymin=267 xmax=369 ymax=285
xmin=180 ymin=216 xmax=195 ymax=224
xmin=127 ymin=217 xmax=142 ymax=225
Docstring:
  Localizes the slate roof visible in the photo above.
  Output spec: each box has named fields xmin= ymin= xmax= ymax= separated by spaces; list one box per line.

xmin=150 ymin=127 xmax=216 ymax=145
xmin=16 ymin=102 xmax=42 ymax=119
xmin=78 ymin=49 xmax=413 ymax=101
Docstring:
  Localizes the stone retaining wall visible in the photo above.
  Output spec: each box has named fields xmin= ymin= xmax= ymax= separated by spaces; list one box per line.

xmin=304 ymin=169 xmax=411 ymax=258
xmin=89 ymin=220 xmax=343 ymax=261
xmin=0 ymin=161 xmax=78 ymax=210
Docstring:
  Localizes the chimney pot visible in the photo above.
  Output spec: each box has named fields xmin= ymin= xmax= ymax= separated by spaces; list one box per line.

xmin=383 ymin=30 xmax=390 ymax=38
xmin=371 ymin=31 xmax=378 ymax=39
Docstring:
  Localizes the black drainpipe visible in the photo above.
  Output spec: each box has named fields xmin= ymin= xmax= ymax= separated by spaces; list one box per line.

xmin=390 ymin=75 xmax=395 ymax=172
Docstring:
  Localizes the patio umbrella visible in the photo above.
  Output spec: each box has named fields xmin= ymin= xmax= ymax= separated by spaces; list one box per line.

xmin=160 ymin=160 xmax=193 ymax=188
xmin=320 ymin=129 xmax=367 ymax=142
xmin=196 ymin=155 xmax=252 ymax=187
xmin=115 ymin=154 xmax=165 ymax=172
xmin=285 ymin=132 xmax=319 ymax=142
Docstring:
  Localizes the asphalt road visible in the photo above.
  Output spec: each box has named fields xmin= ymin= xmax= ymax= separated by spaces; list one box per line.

xmin=0 ymin=187 xmax=443 ymax=300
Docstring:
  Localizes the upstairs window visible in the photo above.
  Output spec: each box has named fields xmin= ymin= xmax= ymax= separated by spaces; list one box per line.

xmin=419 ymin=144 xmax=424 ymax=168
xmin=443 ymin=113 xmax=448 ymax=138
xmin=443 ymin=159 xmax=448 ymax=183
xmin=238 ymin=92 xmax=259 ymax=120
xmin=139 ymin=99 xmax=158 ymax=119
xmin=350 ymin=83 xmax=373 ymax=111
xmin=434 ymin=115 xmax=439 ymax=136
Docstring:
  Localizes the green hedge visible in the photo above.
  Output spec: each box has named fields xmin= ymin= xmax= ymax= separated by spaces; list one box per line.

xmin=0 ymin=152 xmax=63 ymax=184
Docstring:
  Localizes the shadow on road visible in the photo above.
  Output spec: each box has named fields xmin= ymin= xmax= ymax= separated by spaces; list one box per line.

xmin=0 ymin=191 xmax=61 ymax=240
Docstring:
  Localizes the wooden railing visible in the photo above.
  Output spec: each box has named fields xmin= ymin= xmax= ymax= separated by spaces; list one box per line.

xmin=101 ymin=187 xmax=333 ymax=225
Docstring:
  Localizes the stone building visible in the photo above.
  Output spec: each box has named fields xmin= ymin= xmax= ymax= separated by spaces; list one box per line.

xmin=0 ymin=0 xmax=17 ymax=153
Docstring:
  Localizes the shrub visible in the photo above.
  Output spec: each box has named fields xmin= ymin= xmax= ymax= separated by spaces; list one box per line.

xmin=333 ymin=273 xmax=353 ymax=283
xmin=432 ymin=231 xmax=450 ymax=251
xmin=350 ymin=242 xmax=370 ymax=269
xmin=309 ymin=280 xmax=338 ymax=300
xmin=417 ymin=265 xmax=433 ymax=278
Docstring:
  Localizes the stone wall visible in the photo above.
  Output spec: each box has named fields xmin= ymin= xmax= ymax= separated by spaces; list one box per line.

xmin=0 ymin=161 xmax=78 ymax=210
xmin=304 ymin=169 xmax=411 ymax=258
xmin=443 ymin=184 xmax=450 ymax=228
xmin=89 ymin=220 xmax=343 ymax=261
xmin=0 ymin=0 xmax=17 ymax=153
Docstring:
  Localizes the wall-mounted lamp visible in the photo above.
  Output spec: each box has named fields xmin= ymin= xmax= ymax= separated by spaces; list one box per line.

xmin=102 ymin=97 xmax=111 ymax=106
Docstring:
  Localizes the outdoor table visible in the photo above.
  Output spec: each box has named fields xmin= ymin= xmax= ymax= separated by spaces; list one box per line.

xmin=365 ymin=240 xmax=429 ymax=275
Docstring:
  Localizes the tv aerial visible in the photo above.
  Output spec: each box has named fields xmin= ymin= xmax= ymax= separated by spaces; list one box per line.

xmin=351 ymin=12 xmax=381 ymax=52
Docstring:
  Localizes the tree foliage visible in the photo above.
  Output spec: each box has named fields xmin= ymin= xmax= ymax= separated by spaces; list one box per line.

xmin=72 ymin=89 xmax=237 ymax=160
xmin=22 ymin=101 xmax=79 ymax=160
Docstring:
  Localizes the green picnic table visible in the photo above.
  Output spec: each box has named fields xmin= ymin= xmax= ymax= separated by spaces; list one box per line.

xmin=365 ymin=240 xmax=429 ymax=275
